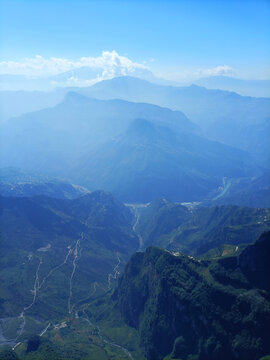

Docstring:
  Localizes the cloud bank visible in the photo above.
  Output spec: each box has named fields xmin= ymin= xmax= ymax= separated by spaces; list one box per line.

xmin=0 ymin=50 xmax=148 ymax=78
xmin=194 ymin=65 xmax=234 ymax=78
xmin=0 ymin=50 xmax=237 ymax=90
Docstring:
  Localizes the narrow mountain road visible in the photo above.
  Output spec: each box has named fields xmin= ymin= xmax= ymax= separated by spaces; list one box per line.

xmin=38 ymin=246 xmax=73 ymax=290
xmin=11 ymin=232 xmax=86 ymax=351
xmin=107 ymin=252 xmax=121 ymax=289
xmin=12 ymin=313 xmax=26 ymax=349
xmin=68 ymin=237 xmax=82 ymax=314
xmin=39 ymin=323 xmax=51 ymax=336
xmin=24 ymin=257 xmax=42 ymax=311
xmin=11 ymin=242 xmax=76 ymax=349
xmin=12 ymin=256 xmax=43 ymax=349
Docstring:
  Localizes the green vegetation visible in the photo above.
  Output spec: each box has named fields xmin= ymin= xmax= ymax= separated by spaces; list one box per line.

xmin=113 ymin=232 xmax=270 ymax=360
xmin=1 ymin=191 xmax=269 ymax=360
xmin=3 ymin=314 xmax=144 ymax=360
xmin=137 ymin=200 xmax=270 ymax=256
xmin=0 ymin=350 xmax=20 ymax=360
xmin=0 ymin=192 xmax=138 ymax=341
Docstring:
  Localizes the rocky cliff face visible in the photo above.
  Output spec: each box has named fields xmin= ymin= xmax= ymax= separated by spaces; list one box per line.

xmin=238 ymin=231 xmax=270 ymax=291
xmin=114 ymin=232 xmax=270 ymax=360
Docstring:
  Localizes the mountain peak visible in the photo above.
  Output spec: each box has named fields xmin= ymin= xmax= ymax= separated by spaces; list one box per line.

xmin=63 ymin=91 xmax=90 ymax=103
xmin=92 ymin=75 xmax=152 ymax=90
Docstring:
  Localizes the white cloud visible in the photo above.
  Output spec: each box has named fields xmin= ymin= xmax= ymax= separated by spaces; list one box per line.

xmin=0 ymin=50 xmax=148 ymax=78
xmin=194 ymin=65 xmax=234 ymax=78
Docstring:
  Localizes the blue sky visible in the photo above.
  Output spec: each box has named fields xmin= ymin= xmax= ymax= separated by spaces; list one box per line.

xmin=0 ymin=0 xmax=269 ymax=80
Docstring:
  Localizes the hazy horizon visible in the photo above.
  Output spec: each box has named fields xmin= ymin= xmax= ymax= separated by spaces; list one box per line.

xmin=1 ymin=0 xmax=270 ymax=83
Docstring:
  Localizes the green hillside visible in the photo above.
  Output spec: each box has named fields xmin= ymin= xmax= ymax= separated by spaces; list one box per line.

xmin=136 ymin=199 xmax=270 ymax=256
xmin=112 ymin=231 xmax=270 ymax=360
xmin=0 ymin=191 xmax=138 ymax=351
xmin=1 ymin=194 xmax=269 ymax=360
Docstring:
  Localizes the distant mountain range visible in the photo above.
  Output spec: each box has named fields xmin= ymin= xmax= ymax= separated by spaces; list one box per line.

xmin=0 ymin=88 xmax=66 ymax=122
xmin=0 ymin=66 xmax=156 ymax=92
xmin=72 ymin=117 xmax=256 ymax=202
xmin=1 ymin=91 xmax=259 ymax=203
xmin=0 ymin=167 xmax=90 ymax=199
xmin=1 ymin=67 xmax=270 ymax=98
xmin=78 ymin=76 xmax=270 ymax=161
xmin=1 ymin=76 xmax=269 ymax=165
xmin=192 ymin=75 xmax=270 ymax=98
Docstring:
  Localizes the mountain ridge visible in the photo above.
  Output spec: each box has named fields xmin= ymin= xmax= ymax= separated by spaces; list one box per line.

xmin=112 ymin=231 xmax=270 ymax=360
xmin=1 ymin=93 xmax=259 ymax=203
